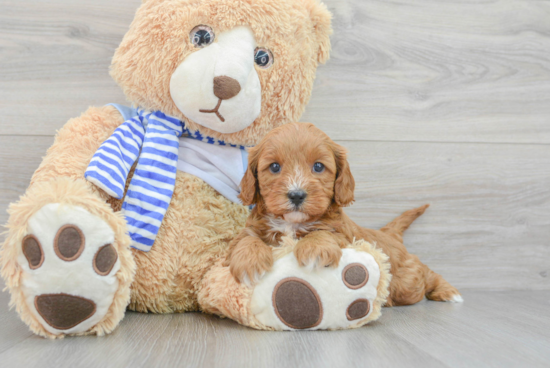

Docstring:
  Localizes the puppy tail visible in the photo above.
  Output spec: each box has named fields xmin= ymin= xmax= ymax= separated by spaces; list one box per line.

xmin=381 ymin=204 xmax=429 ymax=237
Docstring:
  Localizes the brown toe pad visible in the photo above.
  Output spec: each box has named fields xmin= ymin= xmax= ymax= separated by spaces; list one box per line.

xmin=93 ymin=244 xmax=117 ymax=276
xmin=272 ymin=277 xmax=323 ymax=329
xmin=22 ymin=235 xmax=44 ymax=269
xmin=346 ymin=299 xmax=370 ymax=321
xmin=54 ymin=225 xmax=85 ymax=261
xmin=342 ymin=263 xmax=369 ymax=289
xmin=35 ymin=293 xmax=96 ymax=330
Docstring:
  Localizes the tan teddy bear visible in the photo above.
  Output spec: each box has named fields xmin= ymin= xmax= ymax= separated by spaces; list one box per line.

xmin=1 ymin=0 xmax=394 ymax=338
xmin=0 ymin=0 xmax=334 ymax=338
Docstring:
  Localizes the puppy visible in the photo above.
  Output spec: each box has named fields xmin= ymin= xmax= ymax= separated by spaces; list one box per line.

xmin=226 ymin=123 xmax=462 ymax=306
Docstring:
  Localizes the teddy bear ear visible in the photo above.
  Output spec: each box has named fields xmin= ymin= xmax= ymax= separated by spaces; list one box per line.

xmin=306 ymin=0 xmax=333 ymax=64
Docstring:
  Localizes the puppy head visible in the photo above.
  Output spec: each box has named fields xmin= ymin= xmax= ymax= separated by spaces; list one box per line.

xmin=240 ymin=123 xmax=355 ymax=222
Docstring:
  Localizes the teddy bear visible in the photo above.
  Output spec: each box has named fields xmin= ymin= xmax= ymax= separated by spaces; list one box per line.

xmin=0 ymin=0 xmax=392 ymax=338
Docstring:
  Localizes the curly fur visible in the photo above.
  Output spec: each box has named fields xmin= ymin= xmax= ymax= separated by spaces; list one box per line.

xmin=227 ymin=123 xmax=461 ymax=305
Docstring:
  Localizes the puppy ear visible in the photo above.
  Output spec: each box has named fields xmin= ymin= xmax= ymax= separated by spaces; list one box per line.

xmin=332 ymin=143 xmax=355 ymax=207
xmin=239 ymin=146 xmax=261 ymax=206
xmin=306 ymin=0 xmax=333 ymax=64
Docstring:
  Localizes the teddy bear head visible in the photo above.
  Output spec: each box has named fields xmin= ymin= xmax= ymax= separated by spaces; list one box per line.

xmin=110 ymin=0 xmax=332 ymax=146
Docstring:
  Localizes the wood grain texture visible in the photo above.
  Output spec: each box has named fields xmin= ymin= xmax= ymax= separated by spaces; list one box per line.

xmin=305 ymin=0 xmax=550 ymax=143
xmin=0 ymin=280 xmax=34 ymax=355
xmin=344 ymin=140 xmax=550 ymax=290
xmin=1 ymin=281 xmax=549 ymax=368
xmin=0 ymin=0 xmax=134 ymax=136
xmin=1 ymin=0 xmax=549 ymax=143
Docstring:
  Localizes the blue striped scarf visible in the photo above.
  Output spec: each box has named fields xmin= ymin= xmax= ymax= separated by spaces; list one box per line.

xmin=85 ymin=108 xmax=246 ymax=252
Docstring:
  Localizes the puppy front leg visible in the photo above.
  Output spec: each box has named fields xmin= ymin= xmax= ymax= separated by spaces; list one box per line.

xmin=294 ymin=230 xmax=343 ymax=268
xmin=226 ymin=235 xmax=273 ymax=285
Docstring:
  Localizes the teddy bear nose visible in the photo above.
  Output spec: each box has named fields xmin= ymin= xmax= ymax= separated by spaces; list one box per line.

xmin=288 ymin=190 xmax=307 ymax=206
xmin=213 ymin=76 xmax=241 ymax=100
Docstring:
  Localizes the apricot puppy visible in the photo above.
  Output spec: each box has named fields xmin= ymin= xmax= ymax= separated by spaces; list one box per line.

xmin=227 ymin=123 xmax=462 ymax=306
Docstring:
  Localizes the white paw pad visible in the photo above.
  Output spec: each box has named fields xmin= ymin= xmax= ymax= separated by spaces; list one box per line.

xmin=250 ymin=248 xmax=380 ymax=330
xmin=18 ymin=203 xmax=120 ymax=335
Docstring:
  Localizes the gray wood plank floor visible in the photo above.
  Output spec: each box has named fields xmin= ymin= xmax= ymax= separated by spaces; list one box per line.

xmin=1 ymin=281 xmax=549 ymax=368
xmin=1 ymin=0 xmax=549 ymax=366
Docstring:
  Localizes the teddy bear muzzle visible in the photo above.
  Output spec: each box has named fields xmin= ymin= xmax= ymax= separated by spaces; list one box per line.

xmin=170 ymin=26 xmax=262 ymax=134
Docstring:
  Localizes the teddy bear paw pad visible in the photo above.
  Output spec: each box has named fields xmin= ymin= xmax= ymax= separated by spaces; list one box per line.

xmin=250 ymin=248 xmax=381 ymax=330
xmin=17 ymin=203 xmax=120 ymax=335
xmin=34 ymin=294 xmax=96 ymax=330
xmin=272 ymin=278 xmax=323 ymax=329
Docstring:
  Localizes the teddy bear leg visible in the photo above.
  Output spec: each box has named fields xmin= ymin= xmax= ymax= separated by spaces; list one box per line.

xmin=0 ymin=106 xmax=136 ymax=338
xmin=199 ymin=240 xmax=392 ymax=331
xmin=1 ymin=178 xmax=135 ymax=338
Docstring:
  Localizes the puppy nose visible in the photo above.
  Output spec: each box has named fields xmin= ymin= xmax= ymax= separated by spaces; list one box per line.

xmin=213 ymin=76 xmax=241 ymax=100
xmin=288 ymin=190 xmax=307 ymax=207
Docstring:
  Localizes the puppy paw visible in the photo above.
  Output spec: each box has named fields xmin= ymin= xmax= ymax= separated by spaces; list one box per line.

xmin=250 ymin=248 xmax=382 ymax=330
xmin=17 ymin=203 xmax=122 ymax=336
xmin=426 ymin=283 xmax=463 ymax=303
xmin=294 ymin=238 xmax=342 ymax=269
xmin=428 ymin=290 xmax=464 ymax=303
xmin=229 ymin=238 xmax=273 ymax=285
xmin=449 ymin=294 xmax=464 ymax=303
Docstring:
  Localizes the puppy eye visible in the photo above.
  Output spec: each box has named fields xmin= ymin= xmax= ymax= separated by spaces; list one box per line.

xmin=190 ymin=25 xmax=215 ymax=48
xmin=254 ymin=47 xmax=274 ymax=69
xmin=313 ymin=162 xmax=325 ymax=173
xmin=269 ymin=162 xmax=281 ymax=173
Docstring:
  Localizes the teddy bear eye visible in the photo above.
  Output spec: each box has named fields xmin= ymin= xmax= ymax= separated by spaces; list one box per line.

xmin=313 ymin=162 xmax=325 ymax=173
xmin=254 ymin=47 xmax=274 ymax=68
xmin=190 ymin=25 xmax=215 ymax=48
xmin=269 ymin=162 xmax=281 ymax=173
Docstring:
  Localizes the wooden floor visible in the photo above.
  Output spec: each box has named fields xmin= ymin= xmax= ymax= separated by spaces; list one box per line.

xmin=1 ymin=281 xmax=549 ymax=368
xmin=0 ymin=0 xmax=549 ymax=366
